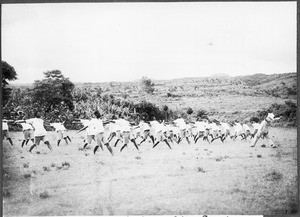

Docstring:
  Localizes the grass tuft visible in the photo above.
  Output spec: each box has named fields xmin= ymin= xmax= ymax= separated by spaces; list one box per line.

xmin=23 ymin=173 xmax=31 ymax=178
xmin=62 ymin=161 xmax=70 ymax=167
xmin=61 ymin=161 xmax=71 ymax=170
xmin=23 ymin=162 xmax=29 ymax=168
xmin=265 ymin=170 xmax=283 ymax=181
xmin=197 ymin=167 xmax=206 ymax=173
xmin=43 ymin=166 xmax=50 ymax=172
xmin=39 ymin=190 xmax=50 ymax=199
xmin=215 ymin=157 xmax=223 ymax=161
xmin=50 ymin=163 xmax=56 ymax=167
xmin=3 ymin=187 xmax=11 ymax=197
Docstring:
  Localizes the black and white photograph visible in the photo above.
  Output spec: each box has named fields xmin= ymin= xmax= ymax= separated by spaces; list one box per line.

xmin=1 ymin=1 xmax=297 ymax=215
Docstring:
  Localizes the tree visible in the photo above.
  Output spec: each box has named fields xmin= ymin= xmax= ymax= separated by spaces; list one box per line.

xmin=186 ymin=107 xmax=193 ymax=115
xmin=32 ymin=70 xmax=75 ymax=113
xmin=134 ymin=101 xmax=164 ymax=121
xmin=139 ymin=76 xmax=155 ymax=94
xmin=163 ymin=105 xmax=169 ymax=121
xmin=186 ymin=107 xmax=193 ymax=122
xmin=2 ymin=61 xmax=18 ymax=106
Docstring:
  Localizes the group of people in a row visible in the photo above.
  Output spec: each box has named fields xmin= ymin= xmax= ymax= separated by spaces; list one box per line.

xmin=2 ymin=114 xmax=72 ymax=151
xmin=2 ymin=111 xmax=281 ymax=155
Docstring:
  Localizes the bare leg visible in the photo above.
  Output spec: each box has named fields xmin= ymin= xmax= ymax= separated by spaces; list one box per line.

xmin=64 ymin=137 xmax=69 ymax=145
xmin=250 ymin=133 xmax=260 ymax=147
xmin=7 ymin=138 xmax=13 ymax=146
xmin=45 ymin=141 xmax=52 ymax=151
xmin=21 ymin=140 xmax=26 ymax=148
xmin=105 ymin=143 xmax=114 ymax=155
xmin=131 ymin=139 xmax=139 ymax=150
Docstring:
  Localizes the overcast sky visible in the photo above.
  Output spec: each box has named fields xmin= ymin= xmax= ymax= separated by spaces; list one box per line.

xmin=2 ymin=2 xmax=297 ymax=84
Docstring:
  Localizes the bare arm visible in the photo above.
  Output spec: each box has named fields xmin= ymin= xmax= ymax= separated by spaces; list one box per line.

xmin=273 ymin=116 xmax=282 ymax=121
xmin=77 ymin=126 xmax=88 ymax=134
xmin=131 ymin=126 xmax=140 ymax=130
xmin=14 ymin=120 xmax=26 ymax=124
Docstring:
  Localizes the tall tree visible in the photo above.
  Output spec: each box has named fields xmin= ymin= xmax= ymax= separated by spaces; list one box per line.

xmin=139 ymin=76 xmax=155 ymax=95
xmin=2 ymin=61 xmax=18 ymax=106
xmin=32 ymin=70 xmax=75 ymax=113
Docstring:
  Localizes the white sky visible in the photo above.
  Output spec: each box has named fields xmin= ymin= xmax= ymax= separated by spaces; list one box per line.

xmin=2 ymin=2 xmax=297 ymax=84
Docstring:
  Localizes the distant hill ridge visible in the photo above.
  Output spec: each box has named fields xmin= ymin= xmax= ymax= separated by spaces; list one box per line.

xmin=11 ymin=72 xmax=296 ymax=87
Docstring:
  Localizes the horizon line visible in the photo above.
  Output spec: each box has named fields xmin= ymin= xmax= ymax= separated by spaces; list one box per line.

xmin=9 ymin=71 xmax=296 ymax=85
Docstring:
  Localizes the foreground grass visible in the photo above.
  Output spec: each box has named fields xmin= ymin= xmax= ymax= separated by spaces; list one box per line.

xmin=2 ymin=128 xmax=297 ymax=215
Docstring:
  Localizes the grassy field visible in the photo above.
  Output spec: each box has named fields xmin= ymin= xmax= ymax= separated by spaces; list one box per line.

xmin=2 ymin=127 xmax=297 ymax=215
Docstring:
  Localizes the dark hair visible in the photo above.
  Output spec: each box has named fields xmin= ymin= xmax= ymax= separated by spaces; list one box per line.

xmin=94 ymin=110 xmax=101 ymax=119
xmin=34 ymin=111 xmax=41 ymax=118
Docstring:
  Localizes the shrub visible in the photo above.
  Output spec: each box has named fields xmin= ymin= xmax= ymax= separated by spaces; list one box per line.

xmin=43 ymin=166 xmax=50 ymax=172
xmin=265 ymin=170 xmax=283 ymax=181
xmin=196 ymin=109 xmax=208 ymax=119
xmin=3 ymin=187 xmax=11 ymax=197
xmin=139 ymin=76 xmax=155 ymax=94
xmin=134 ymin=101 xmax=165 ymax=121
xmin=256 ymin=100 xmax=297 ymax=127
xmin=39 ymin=190 xmax=50 ymax=199
xmin=197 ymin=167 xmax=206 ymax=173
xmin=186 ymin=107 xmax=193 ymax=115
xmin=23 ymin=173 xmax=31 ymax=178
xmin=62 ymin=161 xmax=70 ymax=170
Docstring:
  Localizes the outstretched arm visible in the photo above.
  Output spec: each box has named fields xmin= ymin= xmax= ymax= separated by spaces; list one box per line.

xmin=103 ymin=120 xmax=114 ymax=125
xmin=14 ymin=120 xmax=26 ymax=124
xmin=131 ymin=125 xmax=140 ymax=130
xmin=43 ymin=120 xmax=52 ymax=127
xmin=77 ymin=126 xmax=88 ymax=134
xmin=273 ymin=116 xmax=282 ymax=121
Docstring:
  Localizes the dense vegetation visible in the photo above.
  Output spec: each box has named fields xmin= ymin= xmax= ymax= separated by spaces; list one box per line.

xmin=2 ymin=61 xmax=18 ymax=106
xmin=3 ymin=64 xmax=297 ymax=129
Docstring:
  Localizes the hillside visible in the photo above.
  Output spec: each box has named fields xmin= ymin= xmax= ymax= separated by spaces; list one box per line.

xmin=10 ymin=72 xmax=297 ymax=122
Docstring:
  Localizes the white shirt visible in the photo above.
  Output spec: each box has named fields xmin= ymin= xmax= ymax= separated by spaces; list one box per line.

xmin=171 ymin=125 xmax=180 ymax=135
xmin=174 ymin=118 xmax=187 ymax=130
xmin=258 ymin=120 xmax=270 ymax=134
xmin=195 ymin=121 xmax=207 ymax=131
xmin=80 ymin=119 xmax=93 ymax=136
xmin=26 ymin=118 xmax=47 ymax=137
xmin=242 ymin=124 xmax=250 ymax=131
xmin=81 ymin=119 xmax=90 ymax=127
xmin=89 ymin=118 xmax=104 ymax=134
xmin=2 ymin=122 xmax=8 ymax=131
xmin=50 ymin=123 xmax=66 ymax=132
xmin=20 ymin=123 xmax=34 ymax=131
xmin=114 ymin=119 xmax=131 ymax=132
xmin=220 ymin=122 xmax=230 ymax=131
xmin=139 ymin=122 xmax=150 ymax=132
xmin=234 ymin=123 xmax=243 ymax=133
xmin=209 ymin=123 xmax=219 ymax=131
xmin=252 ymin=123 xmax=260 ymax=130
